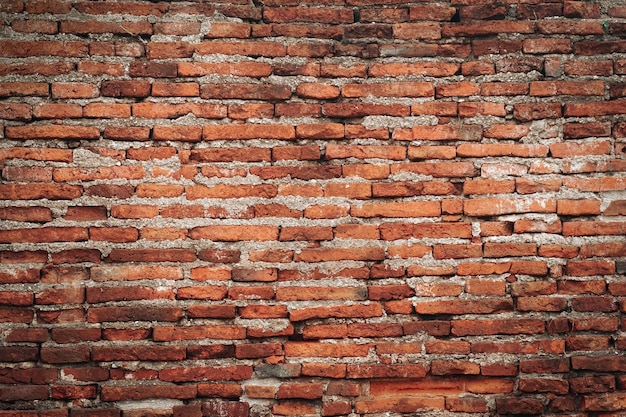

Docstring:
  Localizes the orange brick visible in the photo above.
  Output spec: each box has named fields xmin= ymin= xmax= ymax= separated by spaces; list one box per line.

xmin=351 ymin=201 xmax=440 ymax=218
xmin=203 ymin=124 xmax=295 ymax=140
xmin=342 ymin=82 xmax=433 ymax=98
xmin=189 ymin=226 xmax=278 ymax=241
xmin=296 ymin=83 xmax=340 ymax=99
xmin=207 ymin=22 xmax=251 ymax=38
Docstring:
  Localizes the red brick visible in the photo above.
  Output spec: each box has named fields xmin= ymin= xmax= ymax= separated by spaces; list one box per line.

xmin=425 ymin=341 xmax=470 ymax=355
xmin=75 ymin=1 xmax=166 ymax=15
xmin=564 ymin=100 xmax=626 ymax=116
xmin=409 ymin=4 xmax=456 ymax=20
xmin=264 ymin=7 xmax=352 ymax=23
xmin=91 ymin=41 xmax=145 ymax=57
xmin=0 ymin=82 xmax=48 ymax=97
xmin=0 ymin=206 xmax=52 ymax=223
xmin=296 ymin=123 xmax=344 ymax=139
xmin=51 ymin=82 xmax=98 ymax=99
xmin=516 ymin=178 xmax=562 ymax=194
xmin=5 ymin=328 xmax=47 ymax=343
xmin=277 ymin=383 xmax=323 ymax=399
xmin=88 ymin=307 xmax=183 ymax=323
xmin=360 ymin=7 xmax=408 ymax=23
xmin=465 ymin=198 xmax=556 ymax=216
xmin=0 ymin=40 xmax=87 ymax=57
xmin=523 ymin=38 xmax=572 ymax=54
xmin=152 ymin=325 xmax=245 ymax=342
xmin=35 ymin=286 xmax=84 ymax=305
xmin=432 ymin=360 xmax=480 ymax=375
xmin=179 ymin=62 xmax=272 ymax=78
xmin=572 ymin=355 xmax=626 ymax=372
xmin=483 ymin=243 xmax=536 ymax=258
xmin=203 ymin=124 xmax=294 ymax=140
xmin=289 ymin=303 xmax=383 ymax=322
xmin=464 ymin=179 xmax=515 ymax=195
xmin=90 ymin=265 xmax=182 ymax=283
xmin=458 ymin=102 xmax=506 ymax=117
xmin=277 ymin=286 xmax=366 ymax=301
xmin=355 ymin=396 xmax=444 ymax=414
xmin=514 ymin=103 xmax=562 ymax=121
xmin=481 ymin=82 xmax=528 ymax=96
xmin=201 ymin=83 xmax=290 ymax=100
xmin=348 ymin=363 xmax=428 ymax=379
xmin=565 ymin=60 xmax=613 ymax=76
xmin=323 ymin=102 xmax=409 ymax=117
xmin=189 ymin=225 xmax=278 ymax=241
xmin=550 ymin=140 xmax=611 ymax=158
xmin=61 ymin=20 xmax=152 ymax=35
xmin=40 ymin=345 xmax=90 ymax=364
xmin=296 ymin=83 xmax=340 ymax=99
xmin=433 ymin=243 xmax=482 ymax=259
xmin=160 ymin=365 xmax=252 ymax=382
xmin=538 ymin=20 xmax=603 ymax=35
xmin=415 ymin=299 xmax=513 ymax=315
xmin=185 ymin=184 xmax=275 ymax=200
xmin=0 ymin=102 xmax=32 ymax=121
xmin=0 ymin=227 xmax=87 ymax=243
xmin=496 ymin=397 xmax=543 ymax=415
xmin=152 ymin=21 xmax=200 ymax=35
xmin=343 ymin=82 xmax=433 ymax=98
xmin=445 ymin=21 xmax=534 ymax=37
xmin=196 ymin=383 xmax=242 ymax=399
xmin=246 ymin=384 xmax=276 ymax=399
xmin=381 ymin=222 xmax=471 ymax=240
xmin=302 ymin=324 xmax=347 ymax=340
xmin=101 ymin=80 xmax=150 ymax=97
xmin=369 ymin=62 xmax=459 ymax=78
xmin=566 ymin=260 xmax=616 ymax=276
xmin=452 ymin=319 xmax=545 ymax=336
xmin=342 ymin=164 xmax=390 ymax=180
xmin=207 ymin=22 xmax=251 ymax=38
xmin=6 ymin=125 xmax=99 ymax=140
xmin=335 ymin=224 xmax=380 ymax=240
xmin=571 ymin=296 xmax=617 ymax=312
xmin=272 ymin=401 xmax=317 ymax=416
xmin=86 ymin=286 xmax=174 ymax=303
xmin=295 ymin=247 xmax=384 ymax=262
xmin=564 ymin=121 xmax=612 ymax=139
xmin=406 ymin=125 xmax=483 ymax=141
xmin=0 ymin=147 xmax=73 ymax=163
xmin=101 ymin=385 xmax=196 ymax=401
xmin=393 ymin=23 xmax=441 ymax=40
xmin=272 ymin=146 xmax=320 ymax=161
xmin=351 ymin=201 xmax=439 ymax=218
xmin=411 ymin=102 xmax=457 ymax=117
xmin=53 ymin=166 xmax=143 ymax=182
xmin=147 ymin=82 xmax=200 ymax=97
xmin=531 ymin=81 xmax=604 ymax=96
xmin=391 ymin=161 xmax=477 ymax=177
xmin=279 ymin=226 xmax=333 ymax=241
xmin=461 ymin=61 xmax=495 ymax=77
xmin=580 ymin=241 xmax=626 ymax=259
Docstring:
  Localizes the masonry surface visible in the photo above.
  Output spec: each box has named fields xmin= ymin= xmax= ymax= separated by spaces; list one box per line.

xmin=0 ymin=0 xmax=625 ymax=416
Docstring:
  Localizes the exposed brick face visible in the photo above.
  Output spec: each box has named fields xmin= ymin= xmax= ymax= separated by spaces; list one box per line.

xmin=0 ymin=1 xmax=625 ymax=416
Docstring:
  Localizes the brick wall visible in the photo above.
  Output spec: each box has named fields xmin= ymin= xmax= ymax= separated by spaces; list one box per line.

xmin=1 ymin=0 xmax=625 ymax=416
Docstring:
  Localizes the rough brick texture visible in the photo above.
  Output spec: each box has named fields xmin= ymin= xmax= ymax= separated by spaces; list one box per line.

xmin=0 ymin=1 xmax=625 ymax=416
